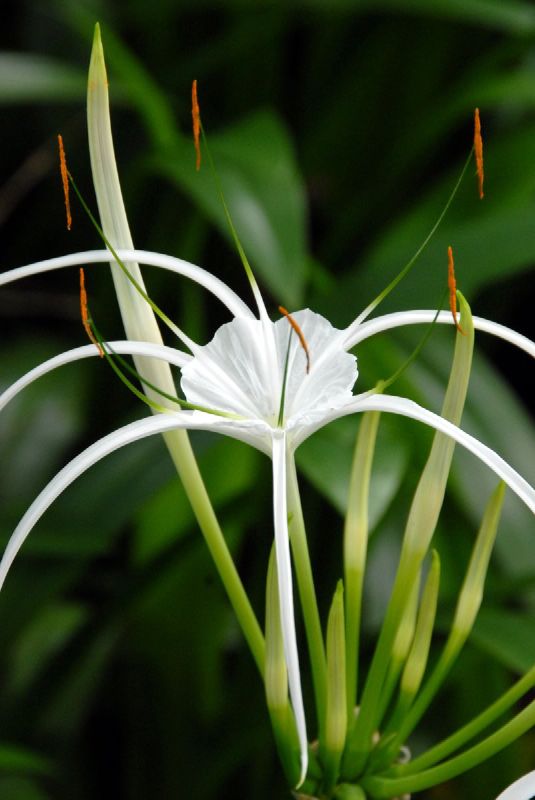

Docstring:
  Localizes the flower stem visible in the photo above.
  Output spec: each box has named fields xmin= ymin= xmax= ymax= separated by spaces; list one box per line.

xmin=363 ymin=698 xmax=535 ymax=798
xmin=394 ymin=663 xmax=535 ymax=775
xmin=166 ymin=428 xmax=265 ymax=675
xmin=344 ymin=410 xmax=381 ymax=718
xmin=287 ymin=455 xmax=327 ymax=736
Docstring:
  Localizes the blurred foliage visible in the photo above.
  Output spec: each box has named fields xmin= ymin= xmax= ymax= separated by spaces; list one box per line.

xmin=1 ymin=1 xmax=535 ymax=797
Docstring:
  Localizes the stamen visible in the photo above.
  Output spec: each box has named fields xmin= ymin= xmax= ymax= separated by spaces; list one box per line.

xmin=447 ymin=246 xmax=464 ymax=335
xmin=57 ymin=134 xmax=72 ymax=230
xmin=192 ymin=79 xmax=201 ymax=171
xmin=474 ymin=108 xmax=484 ymax=200
xmin=79 ymin=268 xmax=104 ymax=357
xmin=278 ymin=306 xmax=311 ymax=374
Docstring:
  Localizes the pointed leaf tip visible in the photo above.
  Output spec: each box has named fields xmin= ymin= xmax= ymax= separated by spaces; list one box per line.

xmin=89 ymin=22 xmax=107 ymax=90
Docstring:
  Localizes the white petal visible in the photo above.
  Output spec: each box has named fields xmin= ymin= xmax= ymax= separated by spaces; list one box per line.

xmin=271 ymin=431 xmax=308 ymax=786
xmin=0 ymin=249 xmax=254 ymax=320
xmin=495 ymin=771 xmax=535 ymax=800
xmin=275 ymin=310 xmax=357 ymax=421
xmin=344 ymin=309 xmax=535 ymax=359
xmin=0 ymin=412 xmax=271 ymax=592
xmin=292 ymin=393 xmax=535 ymax=517
xmin=181 ymin=317 xmax=281 ymax=421
xmin=0 ymin=342 xmax=190 ymax=414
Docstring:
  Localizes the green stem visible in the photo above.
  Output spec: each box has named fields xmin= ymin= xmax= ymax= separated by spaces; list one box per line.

xmin=165 ymin=428 xmax=265 ymax=675
xmin=356 ymin=148 xmax=473 ymax=325
xmin=363 ymin=698 xmax=535 ymax=798
xmin=287 ymin=454 xmax=327 ymax=737
xmin=394 ymin=663 xmax=535 ymax=776
xmin=343 ymin=550 xmax=421 ymax=776
xmin=344 ymin=411 xmax=381 ymax=718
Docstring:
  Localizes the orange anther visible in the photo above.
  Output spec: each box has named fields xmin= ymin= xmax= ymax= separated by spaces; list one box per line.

xmin=447 ymin=246 xmax=464 ymax=335
xmin=474 ymin=108 xmax=484 ymax=200
xmin=58 ymin=134 xmax=72 ymax=230
xmin=192 ymin=79 xmax=201 ymax=171
xmin=279 ymin=306 xmax=311 ymax=373
xmin=80 ymin=268 xmax=104 ymax=357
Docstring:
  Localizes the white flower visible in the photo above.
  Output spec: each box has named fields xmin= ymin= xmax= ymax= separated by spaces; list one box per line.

xmin=2 ymin=247 xmax=535 ymax=786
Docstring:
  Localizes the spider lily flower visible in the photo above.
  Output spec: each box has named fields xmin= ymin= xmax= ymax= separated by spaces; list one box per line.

xmin=2 ymin=31 xmax=535 ymax=793
xmin=2 ymin=256 xmax=535 ymax=788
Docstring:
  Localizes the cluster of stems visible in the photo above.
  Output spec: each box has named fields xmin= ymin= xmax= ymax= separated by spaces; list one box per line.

xmin=260 ymin=295 xmax=534 ymax=798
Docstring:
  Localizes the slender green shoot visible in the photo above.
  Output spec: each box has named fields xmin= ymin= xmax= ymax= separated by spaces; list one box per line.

xmin=379 ymin=289 xmax=447 ymax=392
xmin=196 ymin=112 xmax=266 ymax=316
xmin=381 ymin=480 xmax=506 ymax=756
xmin=322 ymin=581 xmax=347 ymax=794
xmin=84 ymin=312 xmax=242 ymax=418
xmin=69 ymin=172 xmax=195 ymax=350
xmin=344 ymin=408 xmax=381 ymax=719
xmin=286 ymin=456 xmax=327 ymax=739
xmin=363 ymin=697 xmax=535 ymax=798
xmin=278 ymin=329 xmax=293 ymax=426
xmin=355 ymin=148 xmax=474 ymax=326
xmin=393 ymin=663 xmax=535 ymax=776
xmin=265 ymin=548 xmax=301 ymax=787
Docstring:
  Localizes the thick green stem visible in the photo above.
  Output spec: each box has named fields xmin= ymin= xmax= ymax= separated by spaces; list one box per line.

xmin=166 ymin=428 xmax=265 ymax=674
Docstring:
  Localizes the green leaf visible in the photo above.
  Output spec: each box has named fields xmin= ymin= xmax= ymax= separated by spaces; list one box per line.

xmin=299 ymin=0 xmax=535 ymax=34
xmin=297 ymin=415 xmax=409 ymax=529
xmin=6 ymin=603 xmax=87 ymax=696
xmin=0 ymin=54 xmax=85 ymax=103
xmin=158 ymin=110 xmax=308 ymax=306
xmin=0 ymin=744 xmax=52 ymax=777
xmin=0 ymin=778 xmax=50 ymax=800
xmin=471 ymin=608 xmax=535 ymax=672
xmin=134 ymin=437 xmax=261 ymax=562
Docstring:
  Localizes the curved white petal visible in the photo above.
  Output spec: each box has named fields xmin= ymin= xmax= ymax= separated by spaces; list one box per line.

xmin=0 ymin=341 xmax=191 ymax=414
xmin=0 ymin=412 xmax=272 ymax=592
xmin=276 ymin=310 xmax=357 ymax=421
xmin=182 ymin=317 xmax=279 ymax=420
xmin=344 ymin=309 xmax=535 ymax=360
xmin=271 ymin=431 xmax=308 ymax=786
xmin=495 ymin=771 xmax=535 ymax=800
xmin=0 ymin=249 xmax=254 ymax=321
xmin=292 ymin=394 xmax=535 ymax=517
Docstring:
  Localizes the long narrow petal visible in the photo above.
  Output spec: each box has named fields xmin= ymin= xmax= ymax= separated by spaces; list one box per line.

xmin=88 ymin=25 xmax=172 ymax=351
xmin=0 ymin=342 xmax=190 ymax=414
xmin=344 ymin=309 xmax=535 ymax=359
xmin=0 ymin=249 xmax=253 ymax=320
xmin=496 ymin=771 xmax=535 ymax=800
xmin=271 ymin=431 xmax=308 ymax=786
xmin=292 ymin=394 xmax=535 ymax=515
xmin=0 ymin=412 xmax=272 ymax=593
